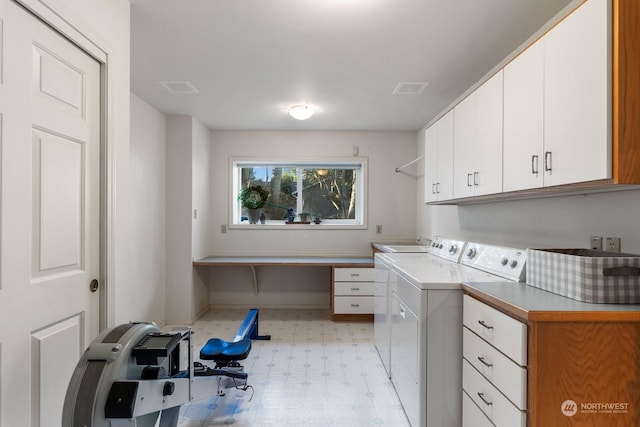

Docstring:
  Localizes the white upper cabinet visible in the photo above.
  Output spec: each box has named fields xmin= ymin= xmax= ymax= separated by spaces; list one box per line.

xmin=503 ymin=40 xmax=544 ymax=192
xmin=453 ymin=70 xmax=504 ymax=199
xmin=543 ymin=0 xmax=610 ymax=187
xmin=424 ymin=109 xmax=454 ymax=203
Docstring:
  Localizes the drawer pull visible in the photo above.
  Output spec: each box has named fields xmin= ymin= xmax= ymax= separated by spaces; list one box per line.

xmin=350 ymin=287 xmax=360 ymax=291
xmin=350 ymin=273 xmax=360 ymax=277
xmin=350 ymin=304 xmax=360 ymax=307
xmin=477 ymin=356 xmax=493 ymax=368
xmin=603 ymin=267 xmax=640 ymax=277
xmin=477 ymin=392 xmax=493 ymax=406
xmin=478 ymin=320 xmax=494 ymax=330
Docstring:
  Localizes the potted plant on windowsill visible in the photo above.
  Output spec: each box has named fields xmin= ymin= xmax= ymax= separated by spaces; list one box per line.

xmin=238 ymin=185 xmax=269 ymax=224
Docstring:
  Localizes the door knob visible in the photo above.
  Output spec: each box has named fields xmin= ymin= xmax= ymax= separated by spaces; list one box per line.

xmin=89 ymin=279 xmax=99 ymax=293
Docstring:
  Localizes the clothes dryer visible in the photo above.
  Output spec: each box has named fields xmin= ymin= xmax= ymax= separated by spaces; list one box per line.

xmin=388 ymin=242 xmax=526 ymax=427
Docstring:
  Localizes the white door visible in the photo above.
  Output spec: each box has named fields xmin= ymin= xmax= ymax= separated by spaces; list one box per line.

xmin=0 ymin=1 xmax=101 ymax=426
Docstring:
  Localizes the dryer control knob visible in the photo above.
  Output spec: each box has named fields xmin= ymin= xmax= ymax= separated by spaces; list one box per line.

xmin=501 ymin=257 xmax=509 ymax=266
xmin=510 ymin=260 xmax=518 ymax=269
xmin=449 ymin=245 xmax=458 ymax=254
xmin=466 ymin=248 xmax=477 ymax=259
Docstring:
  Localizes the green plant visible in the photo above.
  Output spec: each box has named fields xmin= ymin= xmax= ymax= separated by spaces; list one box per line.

xmin=238 ymin=185 xmax=269 ymax=209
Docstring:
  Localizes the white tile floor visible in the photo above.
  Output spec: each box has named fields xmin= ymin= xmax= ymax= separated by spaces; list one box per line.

xmin=172 ymin=308 xmax=410 ymax=427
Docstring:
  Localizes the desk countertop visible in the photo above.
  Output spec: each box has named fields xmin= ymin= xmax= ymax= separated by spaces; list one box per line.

xmin=193 ymin=256 xmax=374 ymax=268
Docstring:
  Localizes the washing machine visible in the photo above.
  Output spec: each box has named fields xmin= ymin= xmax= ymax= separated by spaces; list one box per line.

xmin=374 ymin=237 xmax=466 ymax=378
xmin=389 ymin=242 xmax=526 ymax=427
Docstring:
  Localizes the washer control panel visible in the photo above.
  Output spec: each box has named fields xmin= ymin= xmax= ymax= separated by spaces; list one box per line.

xmin=427 ymin=236 xmax=467 ymax=263
xmin=461 ymin=242 xmax=526 ymax=282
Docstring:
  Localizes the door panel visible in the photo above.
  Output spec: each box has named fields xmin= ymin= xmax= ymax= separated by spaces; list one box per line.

xmin=32 ymin=129 xmax=84 ymax=276
xmin=31 ymin=315 xmax=82 ymax=427
xmin=0 ymin=1 xmax=101 ymax=425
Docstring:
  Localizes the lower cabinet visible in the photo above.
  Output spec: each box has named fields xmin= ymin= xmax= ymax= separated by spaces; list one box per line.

xmin=463 ymin=291 xmax=640 ymax=427
xmin=462 ymin=295 xmax=526 ymax=427
xmin=332 ymin=267 xmax=374 ymax=321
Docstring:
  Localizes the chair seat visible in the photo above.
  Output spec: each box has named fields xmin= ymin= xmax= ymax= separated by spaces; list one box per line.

xmin=200 ymin=338 xmax=252 ymax=363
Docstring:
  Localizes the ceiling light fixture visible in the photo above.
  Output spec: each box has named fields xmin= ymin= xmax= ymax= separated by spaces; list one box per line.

xmin=288 ymin=105 xmax=315 ymax=120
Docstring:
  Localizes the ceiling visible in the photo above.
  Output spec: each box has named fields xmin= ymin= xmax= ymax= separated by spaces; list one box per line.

xmin=130 ymin=0 xmax=575 ymax=132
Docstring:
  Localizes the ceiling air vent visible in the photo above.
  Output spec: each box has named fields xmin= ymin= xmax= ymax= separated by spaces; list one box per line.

xmin=158 ymin=80 xmax=199 ymax=94
xmin=392 ymin=81 xmax=430 ymax=95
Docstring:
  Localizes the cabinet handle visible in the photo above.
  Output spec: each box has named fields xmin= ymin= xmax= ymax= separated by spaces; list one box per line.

xmin=432 ymin=183 xmax=437 ymax=194
xmin=399 ymin=307 xmax=406 ymax=319
xmin=544 ymin=151 xmax=552 ymax=172
xmin=350 ymin=304 xmax=360 ymax=307
xmin=477 ymin=356 xmax=493 ymax=368
xmin=436 ymin=182 xmax=440 ymax=194
xmin=350 ymin=287 xmax=360 ymax=291
xmin=477 ymin=392 xmax=493 ymax=406
xmin=467 ymin=173 xmax=473 ymax=187
xmin=531 ymin=155 xmax=539 ymax=175
xmin=473 ymin=172 xmax=479 ymax=186
xmin=350 ymin=273 xmax=360 ymax=277
xmin=478 ymin=320 xmax=493 ymax=330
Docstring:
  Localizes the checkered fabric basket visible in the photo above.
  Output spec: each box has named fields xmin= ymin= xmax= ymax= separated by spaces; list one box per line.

xmin=526 ymin=248 xmax=640 ymax=303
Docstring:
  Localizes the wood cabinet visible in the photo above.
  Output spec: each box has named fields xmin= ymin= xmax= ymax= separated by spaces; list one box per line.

xmin=424 ymin=109 xmax=454 ymax=202
xmin=331 ymin=267 xmax=375 ymax=321
xmin=453 ymin=70 xmax=504 ymax=199
xmin=463 ymin=283 xmax=640 ymax=427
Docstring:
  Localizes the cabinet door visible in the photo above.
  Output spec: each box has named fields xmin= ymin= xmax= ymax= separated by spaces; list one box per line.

xmin=473 ymin=70 xmax=504 ymax=196
xmin=454 ymin=72 xmax=504 ymax=198
xmin=424 ymin=124 xmax=439 ymax=203
xmin=425 ymin=110 xmax=454 ymax=203
xmin=544 ymin=0 xmax=610 ymax=186
xmin=503 ymin=40 xmax=544 ymax=192
xmin=453 ymin=95 xmax=475 ymax=199
xmin=436 ymin=110 xmax=454 ymax=200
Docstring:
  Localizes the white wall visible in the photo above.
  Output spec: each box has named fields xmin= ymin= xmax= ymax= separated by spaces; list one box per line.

xmin=207 ymin=130 xmax=417 ymax=307
xmin=209 ymin=131 xmax=419 ymax=256
xmin=130 ymin=94 xmax=166 ymax=324
xmin=191 ymin=119 xmax=212 ymax=318
xmin=166 ymin=116 xmax=194 ymax=323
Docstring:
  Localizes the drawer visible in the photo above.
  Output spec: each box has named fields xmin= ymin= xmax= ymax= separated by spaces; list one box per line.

xmin=463 ymin=360 xmax=526 ymax=427
xmin=334 ymin=267 xmax=375 ymax=282
xmin=334 ymin=281 xmax=374 ymax=296
xmin=463 ymin=295 xmax=527 ymax=365
xmin=334 ymin=296 xmax=374 ymax=314
xmin=463 ymin=327 xmax=527 ymax=410
xmin=463 ymin=391 xmax=494 ymax=427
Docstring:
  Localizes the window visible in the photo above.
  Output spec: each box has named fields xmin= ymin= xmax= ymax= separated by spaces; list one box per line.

xmin=231 ymin=159 xmax=366 ymax=227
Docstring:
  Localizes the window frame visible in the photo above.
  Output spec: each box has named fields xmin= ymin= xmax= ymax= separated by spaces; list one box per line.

xmin=229 ymin=157 xmax=368 ymax=229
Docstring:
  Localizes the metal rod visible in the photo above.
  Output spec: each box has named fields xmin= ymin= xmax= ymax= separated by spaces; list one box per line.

xmin=395 ymin=155 xmax=425 ymax=172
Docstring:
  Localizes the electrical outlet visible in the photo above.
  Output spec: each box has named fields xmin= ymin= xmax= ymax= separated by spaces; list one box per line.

xmin=221 ymin=224 xmax=227 ymax=234
xmin=590 ymin=236 xmax=603 ymax=251
xmin=606 ymin=237 xmax=621 ymax=253
xmin=376 ymin=225 xmax=382 ymax=234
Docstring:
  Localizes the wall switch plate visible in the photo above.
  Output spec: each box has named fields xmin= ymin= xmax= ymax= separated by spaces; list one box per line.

xmin=590 ymin=236 xmax=603 ymax=251
xmin=376 ymin=225 xmax=382 ymax=234
xmin=606 ymin=237 xmax=621 ymax=253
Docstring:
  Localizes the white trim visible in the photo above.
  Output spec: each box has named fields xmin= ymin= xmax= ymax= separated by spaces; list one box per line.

xmin=15 ymin=0 xmax=118 ymax=328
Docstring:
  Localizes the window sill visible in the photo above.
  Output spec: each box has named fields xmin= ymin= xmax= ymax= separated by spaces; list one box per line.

xmin=230 ymin=222 xmax=366 ymax=230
